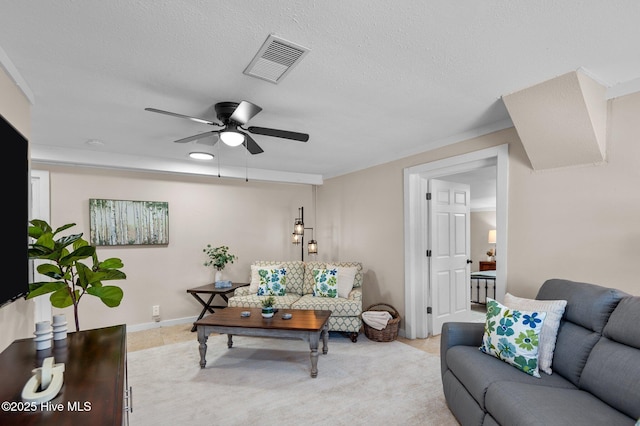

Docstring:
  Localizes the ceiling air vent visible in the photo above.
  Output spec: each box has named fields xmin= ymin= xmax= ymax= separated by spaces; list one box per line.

xmin=243 ymin=34 xmax=309 ymax=84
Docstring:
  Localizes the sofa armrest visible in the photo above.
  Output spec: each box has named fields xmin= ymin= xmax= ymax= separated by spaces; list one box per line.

xmin=348 ymin=287 xmax=362 ymax=302
xmin=234 ymin=286 xmax=251 ymax=297
xmin=440 ymin=322 xmax=484 ymax=378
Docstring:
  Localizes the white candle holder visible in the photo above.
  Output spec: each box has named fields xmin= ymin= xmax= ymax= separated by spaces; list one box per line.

xmin=52 ymin=314 xmax=68 ymax=341
xmin=34 ymin=321 xmax=53 ymax=350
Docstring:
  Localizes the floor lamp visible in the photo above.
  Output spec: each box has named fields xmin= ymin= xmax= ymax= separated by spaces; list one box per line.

xmin=291 ymin=206 xmax=317 ymax=261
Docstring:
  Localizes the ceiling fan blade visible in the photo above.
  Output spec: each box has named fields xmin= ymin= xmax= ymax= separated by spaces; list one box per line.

xmin=174 ymin=130 xmax=220 ymax=144
xmin=195 ymin=134 xmax=220 ymax=146
xmin=145 ymin=108 xmax=220 ymax=126
xmin=229 ymin=101 xmax=262 ymax=125
xmin=247 ymin=126 xmax=309 ymax=142
xmin=240 ymin=132 xmax=264 ymax=154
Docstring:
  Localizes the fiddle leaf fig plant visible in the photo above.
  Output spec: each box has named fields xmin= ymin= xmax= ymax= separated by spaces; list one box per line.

xmin=27 ymin=219 xmax=127 ymax=332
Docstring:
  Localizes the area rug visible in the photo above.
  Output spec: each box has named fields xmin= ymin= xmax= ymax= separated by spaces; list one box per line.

xmin=128 ymin=333 xmax=457 ymax=425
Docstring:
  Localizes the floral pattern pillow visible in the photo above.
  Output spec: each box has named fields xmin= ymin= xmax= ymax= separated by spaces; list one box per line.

xmin=312 ymin=268 xmax=338 ymax=298
xmin=479 ymin=297 xmax=547 ymax=377
xmin=256 ymin=267 xmax=287 ymax=296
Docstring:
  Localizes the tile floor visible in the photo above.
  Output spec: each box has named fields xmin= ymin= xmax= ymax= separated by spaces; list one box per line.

xmin=126 ymin=323 xmax=442 ymax=356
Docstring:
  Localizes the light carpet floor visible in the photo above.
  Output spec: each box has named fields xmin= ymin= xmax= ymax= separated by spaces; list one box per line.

xmin=128 ymin=333 xmax=458 ymax=426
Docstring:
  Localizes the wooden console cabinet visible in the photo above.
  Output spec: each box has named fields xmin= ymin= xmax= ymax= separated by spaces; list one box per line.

xmin=0 ymin=324 xmax=130 ymax=425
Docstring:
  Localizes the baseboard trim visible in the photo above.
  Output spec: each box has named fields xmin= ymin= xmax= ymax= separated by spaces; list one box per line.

xmin=126 ymin=316 xmax=197 ymax=333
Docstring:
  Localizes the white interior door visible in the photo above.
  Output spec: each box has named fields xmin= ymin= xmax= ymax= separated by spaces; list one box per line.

xmin=429 ymin=179 xmax=471 ymax=335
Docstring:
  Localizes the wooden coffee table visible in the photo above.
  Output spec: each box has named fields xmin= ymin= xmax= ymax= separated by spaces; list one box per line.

xmin=194 ymin=307 xmax=331 ymax=378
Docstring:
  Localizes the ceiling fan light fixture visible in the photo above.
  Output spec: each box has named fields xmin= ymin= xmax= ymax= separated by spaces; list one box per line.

xmin=220 ymin=130 xmax=245 ymax=147
xmin=189 ymin=152 xmax=214 ymax=160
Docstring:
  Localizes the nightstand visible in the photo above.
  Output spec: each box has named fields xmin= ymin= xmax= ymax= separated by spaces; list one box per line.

xmin=479 ymin=261 xmax=496 ymax=271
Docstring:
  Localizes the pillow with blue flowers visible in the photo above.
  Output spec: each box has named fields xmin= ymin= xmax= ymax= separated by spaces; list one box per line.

xmin=256 ymin=267 xmax=287 ymax=296
xmin=312 ymin=268 xmax=338 ymax=298
xmin=479 ymin=297 xmax=547 ymax=378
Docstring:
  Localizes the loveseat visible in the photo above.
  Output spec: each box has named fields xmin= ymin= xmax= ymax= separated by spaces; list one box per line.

xmin=440 ymin=279 xmax=640 ymax=425
xmin=227 ymin=260 xmax=363 ymax=341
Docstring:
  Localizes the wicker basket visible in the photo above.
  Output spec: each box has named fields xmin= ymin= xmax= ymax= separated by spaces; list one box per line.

xmin=362 ymin=303 xmax=401 ymax=342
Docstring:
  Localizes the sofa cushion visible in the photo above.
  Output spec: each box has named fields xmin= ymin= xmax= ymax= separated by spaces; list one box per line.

xmin=580 ymin=297 xmax=640 ymax=420
xmin=292 ymin=293 xmax=362 ymax=317
xmin=303 ymin=261 xmax=326 ymax=294
xmin=227 ymin=293 xmax=301 ymax=309
xmin=504 ymin=293 xmax=567 ymax=375
xmin=312 ymin=268 xmax=338 ymax=297
xmin=446 ymin=345 xmax=575 ymax=410
xmin=485 ymin=381 xmax=635 ymax=426
xmin=480 ymin=298 xmax=547 ymax=377
xmin=256 ymin=267 xmax=287 ymax=296
xmin=535 ymin=279 xmax=627 ymax=386
xmin=550 ymin=321 xmax=602 ymax=387
xmin=303 ymin=261 xmax=363 ymax=294
xmin=334 ymin=262 xmax=363 ymax=288
xmin=602 ymin=296 xmax=640 ymax=348
xmin=536 ymin=279 xmax=626 ymax=334
xmin=249 ymin=263 xmax=280 ymax=294
xmin=254 ymin=260 xmax=305 ymax=295
xmin=326 ymin=264 xmax=358 ymax=298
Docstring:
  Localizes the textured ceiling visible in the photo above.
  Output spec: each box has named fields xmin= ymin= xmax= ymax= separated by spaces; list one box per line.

xmin=1 ymin=1 xmax=640 ymax=183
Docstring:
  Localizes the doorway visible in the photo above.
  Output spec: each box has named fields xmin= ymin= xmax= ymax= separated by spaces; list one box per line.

xmin=403 ymin=145 xmax=508 ymax=338
xmin=30 ymin=169 xmax=51 ymax=323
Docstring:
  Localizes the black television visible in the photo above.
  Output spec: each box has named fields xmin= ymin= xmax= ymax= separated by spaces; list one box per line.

xmin=0 ymin=113 xmax=29 ymax=307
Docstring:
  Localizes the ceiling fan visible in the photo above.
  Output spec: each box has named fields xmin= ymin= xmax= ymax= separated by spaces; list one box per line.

xmin=145 ymin=100 xmax=309 ymax=154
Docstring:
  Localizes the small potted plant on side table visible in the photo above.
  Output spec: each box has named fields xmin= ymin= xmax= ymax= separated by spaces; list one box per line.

xmin=261 ymin=296 xmax=276 ymax=318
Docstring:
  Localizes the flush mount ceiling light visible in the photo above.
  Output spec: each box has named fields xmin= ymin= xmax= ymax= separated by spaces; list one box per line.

xmin=189 ymin=152 xmax=214 ymax=160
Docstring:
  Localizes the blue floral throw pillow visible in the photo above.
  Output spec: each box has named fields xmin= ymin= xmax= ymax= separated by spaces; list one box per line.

xmin=256 ymin=268 xmax=287 ymax=296
xmin=312 ymin=268 xmax=338 ymax=298
xmin=479 ymin=297 xmax=547 ymax=377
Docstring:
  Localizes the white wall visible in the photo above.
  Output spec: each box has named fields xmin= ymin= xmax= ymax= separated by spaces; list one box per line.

xmin=31 ymin=165 xmax=313 ymax=331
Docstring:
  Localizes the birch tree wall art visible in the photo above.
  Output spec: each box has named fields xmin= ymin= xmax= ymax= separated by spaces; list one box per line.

xmin=89 ymin=199 xmax=169 ymax=246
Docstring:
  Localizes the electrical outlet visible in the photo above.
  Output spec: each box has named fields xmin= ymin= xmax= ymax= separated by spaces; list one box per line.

xmin=152 ymin=305 xmax=160 ymax=317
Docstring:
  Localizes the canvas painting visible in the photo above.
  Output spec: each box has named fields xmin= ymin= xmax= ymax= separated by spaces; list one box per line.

xmin=89 ymin=199 xmax=169 ymax=246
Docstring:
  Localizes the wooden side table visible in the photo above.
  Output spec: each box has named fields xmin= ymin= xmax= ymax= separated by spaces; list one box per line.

xmin=186 ymin=282 xmax=249 ymax=331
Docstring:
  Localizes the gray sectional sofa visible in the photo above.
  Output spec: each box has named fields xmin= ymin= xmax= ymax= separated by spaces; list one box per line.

xmin=441 ymin=279 xmax=640 ymax=425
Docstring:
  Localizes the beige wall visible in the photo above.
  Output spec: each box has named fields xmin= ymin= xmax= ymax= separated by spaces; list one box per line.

xmin=317 ymin=129 xmax=514 ymax=317
xmin=319 ymin=92 xmax=640 ymax=328
xmin=29 ymin=166 xmax=313 ymax=331
xmin=507 ymin=92 xmax=640 ymax=297
xmin=0 ymin=66 xmax=33 ymax=351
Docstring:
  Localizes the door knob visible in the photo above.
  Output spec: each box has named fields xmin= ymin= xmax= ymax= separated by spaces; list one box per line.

xmin=466 ymin=259 xmax=473 ymax=264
